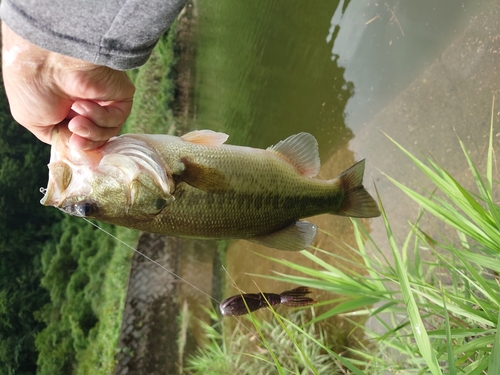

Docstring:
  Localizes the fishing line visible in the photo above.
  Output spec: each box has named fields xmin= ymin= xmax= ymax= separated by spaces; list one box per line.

xmin=82 ymin=217 xmax=266 ymax=342
xmin=81 ymin=217 xmax=220 ymax=305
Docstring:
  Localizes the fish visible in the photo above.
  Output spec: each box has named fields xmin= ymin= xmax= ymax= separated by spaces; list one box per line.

xmin=40 ymin=126 xmax=380 ymax=251
xmin=219 ymin=286 xmax=316 ymax=316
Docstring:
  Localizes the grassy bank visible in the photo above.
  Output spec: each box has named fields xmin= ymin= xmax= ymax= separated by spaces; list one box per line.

xmin=34 ymin=24 xmax=180 ymax=375
xmin=35 ymin=219 xmax=137 ymax=375
xmin=186 ymin=108 xmax=500 ymax=374
xmin=122 ymin=23 xmax=179 ymax=135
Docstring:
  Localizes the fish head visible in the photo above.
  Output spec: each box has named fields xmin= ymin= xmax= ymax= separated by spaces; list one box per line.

xmin=40 ymin=126 xmax=174 ymax=225
xmin=42 ymin=158 xmax=131 ymax=220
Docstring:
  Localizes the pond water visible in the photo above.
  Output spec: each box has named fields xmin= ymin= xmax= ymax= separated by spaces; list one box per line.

xmin=177 ymin=0 xmax=500 ymax=347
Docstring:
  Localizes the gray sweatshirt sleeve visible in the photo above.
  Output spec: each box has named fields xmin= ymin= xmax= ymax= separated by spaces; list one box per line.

xmin=0 ymin=0 xmax=187 ymax=70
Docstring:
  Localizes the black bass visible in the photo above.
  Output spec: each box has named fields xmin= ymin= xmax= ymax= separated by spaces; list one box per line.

xmin=41 ymin=127 xmax=380 ymax=251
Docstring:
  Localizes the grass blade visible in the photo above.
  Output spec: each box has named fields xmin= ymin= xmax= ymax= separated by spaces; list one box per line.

xmin=375 ymin=186 xmax=443 ymax=375
xmin=489 ymin=309 xmax=500 ymax=373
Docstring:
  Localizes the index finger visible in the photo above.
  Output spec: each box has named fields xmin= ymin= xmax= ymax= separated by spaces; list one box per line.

xmin=71 ymin=99 xmax=133 ymax=129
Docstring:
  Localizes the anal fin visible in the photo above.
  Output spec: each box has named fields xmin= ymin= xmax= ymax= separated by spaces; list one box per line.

xmin=248 ymin=221 xmax=317 ymax=251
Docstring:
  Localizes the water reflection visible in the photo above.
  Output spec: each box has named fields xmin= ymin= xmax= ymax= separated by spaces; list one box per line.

xmin=186 ymin=0 xmax=372 ymax=345
xmin=330 ymin=0 xmax=476 ymax=131
xmin=191 ymin=0 xmax=354 ymax=160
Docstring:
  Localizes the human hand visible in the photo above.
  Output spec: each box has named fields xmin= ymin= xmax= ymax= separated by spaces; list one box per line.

xmin=1 ymin=22 xmax=135 ymax=150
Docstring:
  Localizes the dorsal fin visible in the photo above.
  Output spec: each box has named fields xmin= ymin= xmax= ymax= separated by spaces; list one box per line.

xmin=266 ymin=133 xmax=320 ymax=177
xmin=181 ymin=130 xmax=229 ymax=146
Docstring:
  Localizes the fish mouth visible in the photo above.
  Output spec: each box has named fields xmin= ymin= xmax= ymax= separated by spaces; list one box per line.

xmin=40 ymin=167 xmax=96 ymax=216
xmin=39 ymin=186 xmax=51 ymax=206
xmin=40 ymin=181 xmax=99 ymax=217
xmin=39 ymin=170 xmax=60 ymax=207
xmin=40 ymin=126 xmax=72 ymax=208
xmin=40 ymin=125 xmax=103 ymax=209
xmin=40 ymin=160 xmax=72 ymax=207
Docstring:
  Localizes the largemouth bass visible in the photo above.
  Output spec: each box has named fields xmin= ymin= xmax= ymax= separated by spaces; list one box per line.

xmin=41 ymin=127 xmax=380 ymax=251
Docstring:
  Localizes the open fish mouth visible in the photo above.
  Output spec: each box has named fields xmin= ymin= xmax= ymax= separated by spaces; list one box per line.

xmin=40 ymin=181 xmax=98 ymax=217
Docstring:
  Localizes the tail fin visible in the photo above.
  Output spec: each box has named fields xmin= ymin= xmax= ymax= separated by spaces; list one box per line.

xmin=335 ymin=160 xmax=381 ymax=218
xmin=279 ymin=287 xmax=316 ymax=307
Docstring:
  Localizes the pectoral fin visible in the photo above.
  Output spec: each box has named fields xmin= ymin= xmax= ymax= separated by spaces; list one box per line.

xmin=248 ymin=221 xmax=317 ymax=251
xmin=177 ymin=157 xmax=229 ymax=193
xmin=129 ymin=177 xmax=174 ymax=216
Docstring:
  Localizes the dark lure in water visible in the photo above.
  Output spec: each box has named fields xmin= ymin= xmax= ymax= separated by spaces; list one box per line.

xmin=220 ymin=286 xmax=315 ymax=316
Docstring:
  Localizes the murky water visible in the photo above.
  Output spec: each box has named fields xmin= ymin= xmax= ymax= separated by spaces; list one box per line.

xmin=178 ymin=0 xmax=500 ymax=346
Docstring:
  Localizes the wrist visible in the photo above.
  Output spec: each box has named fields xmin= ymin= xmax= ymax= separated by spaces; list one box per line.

xmin=2 ymin=22 xmax=97 ymax=90
xmin=2 ymin=21 xmax=50 ymax=68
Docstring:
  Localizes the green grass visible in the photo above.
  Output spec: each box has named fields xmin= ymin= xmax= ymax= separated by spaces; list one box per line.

xmin=186 ymin=307 xmax=341 ymax=375
xmin=35 ymin=218 xmax=138 ymax=375
xmin=75 ymin=226 xmax=138 ymax=375
xmin=187 ymin=102 xmax=500 ymax=373
xmin=122 ymin=21 xmax=179 ymax=135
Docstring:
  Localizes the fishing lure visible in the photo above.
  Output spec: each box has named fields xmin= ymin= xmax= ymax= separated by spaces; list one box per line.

xmin=220 ymin=286 xmax=316 ymax=316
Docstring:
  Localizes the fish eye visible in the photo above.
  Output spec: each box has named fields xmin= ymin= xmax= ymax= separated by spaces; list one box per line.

xmin=74 ymin=201 xmax=99 ymax=217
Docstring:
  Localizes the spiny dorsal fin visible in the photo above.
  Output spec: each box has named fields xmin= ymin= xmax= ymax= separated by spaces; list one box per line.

xmin=178 ymin=157 xmax=229 ymax=193
xmin=266 ymin=133 xmax=320 ymax=177
xmin=181 ymin=130 xmax=229 ymax=146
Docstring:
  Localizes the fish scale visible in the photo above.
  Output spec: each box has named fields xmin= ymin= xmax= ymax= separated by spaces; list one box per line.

xmin=41 ymin=128 xmax=380 ymax=251
xmin=145 ymin=145 xmax=338 ymax=238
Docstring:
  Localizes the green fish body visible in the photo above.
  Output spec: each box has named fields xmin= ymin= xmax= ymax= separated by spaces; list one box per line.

xmin=41 ymin=128 xmax=380 ymax=251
